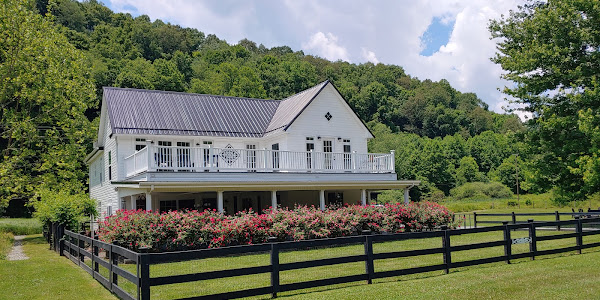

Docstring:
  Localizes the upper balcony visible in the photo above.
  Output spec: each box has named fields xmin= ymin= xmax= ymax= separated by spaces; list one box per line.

xmin=124 ymin=144 xmax=395 ymax=179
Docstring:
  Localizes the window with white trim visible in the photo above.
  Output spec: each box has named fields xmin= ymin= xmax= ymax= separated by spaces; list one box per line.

xmin=135 ymin=138 xmax=147 ymax=151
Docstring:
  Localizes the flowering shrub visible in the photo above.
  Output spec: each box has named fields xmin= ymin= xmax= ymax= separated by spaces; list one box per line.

xmin=98 ymin=202 xmax=453 ymax=252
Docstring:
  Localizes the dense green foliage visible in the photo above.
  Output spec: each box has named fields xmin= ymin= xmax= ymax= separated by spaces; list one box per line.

xmin=490 ymin=0 xmax=600 ymax=203
xmin=31 ymin=189 xmax=97 ymax=229
xmin=449 ymin=182 xmax=513 ymax=201
xmin=0 ymin=0 xmax=96 ymax=214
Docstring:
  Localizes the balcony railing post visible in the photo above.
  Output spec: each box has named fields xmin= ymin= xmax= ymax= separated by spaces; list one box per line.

xmin=352 ymin=151 xmax=357 ymax=173
xmin=147 ymin=142 xmax=153 ymax=172
xmin=310 ymin=149 xmax=315 ymax=172
xmin=208 ymin=145 xmax=214 ymax=171
xmin=390 ymin=150 xmax=395 ymax=173
xmin=263 ymin=148 xmax=269 ymax=170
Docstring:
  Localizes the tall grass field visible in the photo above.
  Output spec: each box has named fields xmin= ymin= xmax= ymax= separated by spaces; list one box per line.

xmin=0 ymin=218 xmax=43 ymax=235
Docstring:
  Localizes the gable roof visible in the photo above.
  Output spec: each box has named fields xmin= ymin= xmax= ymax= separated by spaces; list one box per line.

xmin=102 ymin=80 xmax=369 ymax=138
xmin=265 ymin=80 xmax=328 ymax=133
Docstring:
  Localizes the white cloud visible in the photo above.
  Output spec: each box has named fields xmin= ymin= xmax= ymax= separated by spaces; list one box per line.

xmin=102 ymin=0 xmax=528 ymax=118
xmin=361 ymin=48 xmax=379 ymax=64
xmin=301 ymin=32 xmax=350 ymax=62
xmin=104 ymin=0 xmax=255 ymax=44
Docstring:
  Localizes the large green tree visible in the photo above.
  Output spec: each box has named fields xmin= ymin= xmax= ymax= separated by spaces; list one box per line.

xmin=0 ymin=0 xmax=96 ymax=213
xmin=490 ymin=0 xmax=600 ymax=203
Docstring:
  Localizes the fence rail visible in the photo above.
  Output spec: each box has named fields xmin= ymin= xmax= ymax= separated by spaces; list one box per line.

xmin=61 ymin=230 xmax=140 ymax=300
xmin=53 ymin=217 xmax=600 ymax=300
xmin=465 ymin=211 xmax=600 ymax=228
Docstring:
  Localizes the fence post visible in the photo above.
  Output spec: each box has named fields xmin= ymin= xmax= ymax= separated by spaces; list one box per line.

xmin=555 ymin=211 xmax=561 ymax=231
xmin=512 ymin=212 xmax=517 ymax=224
xmin=57 ymin=224 xmax=65 ymax=255
xmin=441 ymin=225 xmax=451 ymax=274
xmin=528 ymin=219 xmax=537 ymax=260
xmin=502 ymin=221 xmax=511 ymax=264
xmin=93 ymin=239 xmax=99 ymax=273
xmin=270 ymin=243 xmax=280 ymax=298
xmin=575 ymin=216 xmax=583 ymax=254
xmin=51 ymin=223 xmax=57 ymax=251
xmin=111 ymin=245 xmax=119 ymax=288
xmin=364 ymin=235 xmax=375 ymax=284
xmin=473 ymin=212 xmax=477 ymax=228
xmin=139 ymin=254 xmax=150 ymax=300
xmin=79 ymin=234 xmax=85 ymax=265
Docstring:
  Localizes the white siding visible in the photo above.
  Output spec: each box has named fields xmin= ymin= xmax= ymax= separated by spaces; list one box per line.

xmin=90 ymin=115 xmax=119 ymax=218
xmin=286 ymin=85 xmax=371 ymax=154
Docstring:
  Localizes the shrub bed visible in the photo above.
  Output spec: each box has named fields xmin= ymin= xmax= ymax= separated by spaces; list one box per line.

xmin=98 ymin=202 xmax=454 ymax=252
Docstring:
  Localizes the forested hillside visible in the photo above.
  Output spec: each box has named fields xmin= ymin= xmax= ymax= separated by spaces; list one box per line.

xmin=47 ymin=0 xmax=528 ymax=195
xmin=0 ymin=0 xmax=531 ymax=212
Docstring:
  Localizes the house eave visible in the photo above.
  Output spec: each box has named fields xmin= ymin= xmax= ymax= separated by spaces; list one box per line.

xmin=84 ymin=147 xmax=104 ymax=164
xmin=134 ymin=180 xmax=420 ymax=192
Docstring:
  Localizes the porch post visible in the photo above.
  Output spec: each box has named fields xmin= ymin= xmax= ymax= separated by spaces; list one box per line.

xmin=130 ymin=196 xmax=136 ymax=210
xmin=361 ymin=189 xmax=367 ymax=206
xmin=217 ymin=191 xmax=224 ymax=213
xmin=145 ymin=192 xmax=153 ymax=211
xmin=390 ymin=150 xmax=396 ymax=173
xmin=271 ymin=190 xmax=278 ymax=209
xmin=403 ymin=188 xmax=410 ymax=205
xmin=319 ymin=190 xmax=326 ymax=211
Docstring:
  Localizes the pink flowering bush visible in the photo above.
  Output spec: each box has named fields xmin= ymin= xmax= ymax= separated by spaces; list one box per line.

xmin=98 ymin=202 xmax=453 ymax=252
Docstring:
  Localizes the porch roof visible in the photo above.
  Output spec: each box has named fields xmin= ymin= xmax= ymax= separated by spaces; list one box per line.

xmin=116 ymin=180 xmax=420 ymax=193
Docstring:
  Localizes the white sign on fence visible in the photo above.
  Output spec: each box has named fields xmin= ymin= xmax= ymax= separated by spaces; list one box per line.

xmin=512 ymin=237 xmax=532 ymax=245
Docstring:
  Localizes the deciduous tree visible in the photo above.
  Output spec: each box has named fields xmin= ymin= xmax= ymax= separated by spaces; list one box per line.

xmin=490 ymin=0 xmax=600 ymax=202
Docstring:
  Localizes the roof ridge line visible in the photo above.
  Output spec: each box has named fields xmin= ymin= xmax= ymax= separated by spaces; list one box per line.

xmin=279 ymin=79 xmax=329 ymax=102
xmin=103 ymin=86 xmax=279 ymax=102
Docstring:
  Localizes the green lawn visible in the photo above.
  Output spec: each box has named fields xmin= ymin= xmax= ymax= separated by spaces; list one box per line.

xmin=0 ymin=234 xmax=117 ymax=300
xmin=282 ymin=250 xmax=600 ymax=300
xmin=0 ymin=218 xmax=43 ymax=235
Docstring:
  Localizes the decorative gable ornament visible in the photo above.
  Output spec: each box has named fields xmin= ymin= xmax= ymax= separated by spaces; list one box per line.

xmin=325 ymin=112 xmax=332 ymax=121
xmin=220 ymin=144 xmax=240 ymax=165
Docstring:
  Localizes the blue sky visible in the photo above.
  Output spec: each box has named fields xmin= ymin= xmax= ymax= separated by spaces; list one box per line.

xmin=97 ymin=0 xmax=528 ymax=118
xmin=420 ymin=17 xmax=456 ymax=57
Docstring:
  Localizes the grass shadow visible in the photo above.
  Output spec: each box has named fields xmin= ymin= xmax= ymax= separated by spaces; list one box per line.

xmin=22 ymin=234 xmax=46 ymax=245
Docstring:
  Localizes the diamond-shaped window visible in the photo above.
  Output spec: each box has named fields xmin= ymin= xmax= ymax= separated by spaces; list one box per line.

xmin=325 ymin=112 xmax=332 ymax=121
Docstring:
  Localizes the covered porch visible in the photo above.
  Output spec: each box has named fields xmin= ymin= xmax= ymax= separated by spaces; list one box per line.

xmin=115 ymin=181 xmax=418 ymax=214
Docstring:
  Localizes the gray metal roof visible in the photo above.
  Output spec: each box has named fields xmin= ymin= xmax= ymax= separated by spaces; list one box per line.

xmin=265 ymin=81 xmax=328 ymax=133
xmin=103 ymin=80 xmax=329 ymax=138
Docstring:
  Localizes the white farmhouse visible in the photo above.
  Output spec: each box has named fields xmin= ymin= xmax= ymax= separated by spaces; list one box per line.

xmin=86 ymin=80 xmax=419 ymax=217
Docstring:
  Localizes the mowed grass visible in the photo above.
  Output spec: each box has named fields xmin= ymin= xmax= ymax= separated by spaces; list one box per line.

xmin=107 ymin=228 xmax=600 ymax=299
xmin=0 ymin=218 xmax=43 ymax=235
xmin=0 ymin=234 xmax=117 ymax=300
xmin=283 ymin=250 xmax=600 ymax=300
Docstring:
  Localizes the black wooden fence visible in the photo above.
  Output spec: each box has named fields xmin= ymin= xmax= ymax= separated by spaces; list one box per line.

xmin=62 ymin=230 xmax=140 ymax=300
xmin=56 ymin=217 xmax=600 ymax=300
xmin=472 ymin=211 xmax=600 ymax=228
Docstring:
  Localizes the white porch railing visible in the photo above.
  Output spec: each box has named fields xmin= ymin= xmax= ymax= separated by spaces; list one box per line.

xmin=124 ymin=145 xmax=395 ymax=177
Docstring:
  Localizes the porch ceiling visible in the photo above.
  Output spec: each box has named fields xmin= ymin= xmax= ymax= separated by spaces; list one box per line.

xmin=128 ymin=180 xmax=420 ymax=192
